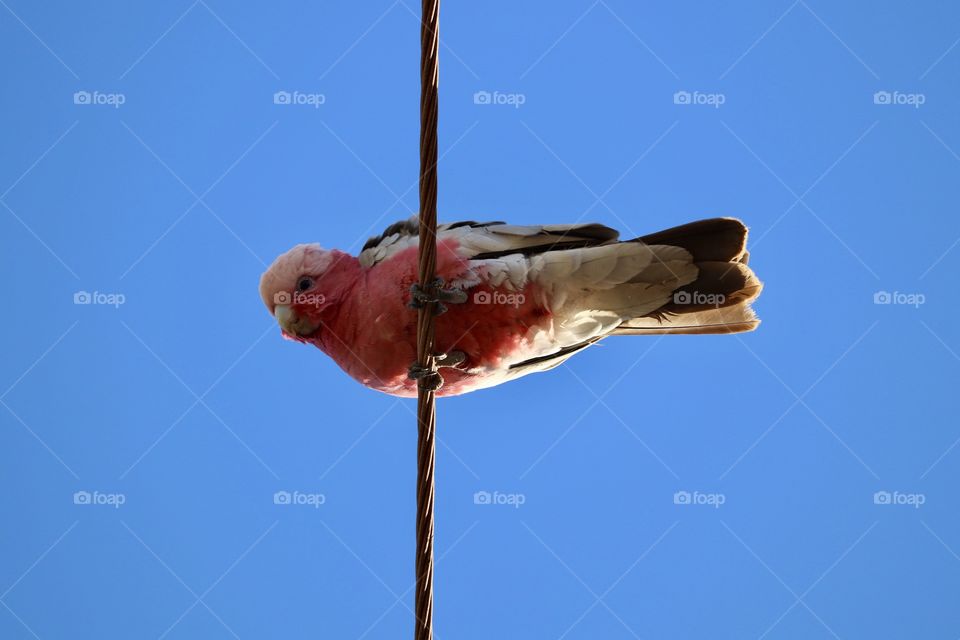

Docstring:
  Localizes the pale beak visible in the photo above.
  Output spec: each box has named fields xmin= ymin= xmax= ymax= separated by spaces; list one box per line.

xmin=274 ymin=304 xmax=320 ymax=337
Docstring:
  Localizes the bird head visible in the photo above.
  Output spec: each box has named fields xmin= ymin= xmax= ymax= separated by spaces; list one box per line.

xmin=259 ymin=244 xmax=346 ymax=340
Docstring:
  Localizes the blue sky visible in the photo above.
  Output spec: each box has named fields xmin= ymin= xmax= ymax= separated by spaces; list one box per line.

xmin=2 ymin=1 xmax=959 ymax=638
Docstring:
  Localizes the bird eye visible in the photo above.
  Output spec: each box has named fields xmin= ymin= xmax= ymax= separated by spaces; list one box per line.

xmin=296 ymin=277 xmax=314 ymax=293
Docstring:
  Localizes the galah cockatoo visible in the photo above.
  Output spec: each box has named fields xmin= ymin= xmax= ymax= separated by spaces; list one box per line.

xmin=259 ymin=217 xmax=762 ymax=397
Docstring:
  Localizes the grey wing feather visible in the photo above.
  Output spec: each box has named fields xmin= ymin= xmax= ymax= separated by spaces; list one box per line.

xmin=358 ymin=215 xmax=620 ymax=267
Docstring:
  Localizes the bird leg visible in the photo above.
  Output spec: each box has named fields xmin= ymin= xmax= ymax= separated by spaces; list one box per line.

xmin=408 ymin=278 xmax=468 ymax=315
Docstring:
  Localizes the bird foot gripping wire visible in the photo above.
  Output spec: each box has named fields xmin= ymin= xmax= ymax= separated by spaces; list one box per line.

xmin=408 ymin=351 xmax=466 ymax=392
xmin=408 ymin=278 xmax=468 ymax=316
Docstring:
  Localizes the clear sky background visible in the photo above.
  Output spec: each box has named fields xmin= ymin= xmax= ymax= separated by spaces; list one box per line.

xmin=1 ymin=2 xmax=959 ymax=638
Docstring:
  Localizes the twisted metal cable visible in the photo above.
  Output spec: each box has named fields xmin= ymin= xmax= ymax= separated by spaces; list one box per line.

xmin=415 ymin=0 xmax=440 ymax=638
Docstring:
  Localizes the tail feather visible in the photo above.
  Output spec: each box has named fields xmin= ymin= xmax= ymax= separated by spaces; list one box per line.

xmin=661 ymin=262 xmax=761 ymax=315
xmin=612 ymin=304 xmax=759 ymax=335
xmin=636 ymin=217 xmax=748 ymax=262
xmin=617 ymin=218 xmax=762 ymax=336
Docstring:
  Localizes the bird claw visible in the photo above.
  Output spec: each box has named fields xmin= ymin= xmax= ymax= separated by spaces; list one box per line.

xmin=408 ymin=350 xmax=467 ymax=391
xmin=436 ymin=350 xmax=467 ymax=367
xmin=408 ymin=364 xmax=444 ymax=391
xmin=408 ymin=278 xmax=467 ymax=315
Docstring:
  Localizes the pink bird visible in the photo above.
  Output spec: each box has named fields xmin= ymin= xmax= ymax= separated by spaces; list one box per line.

xmin=259 ymin=217 xmax=762 ymax=397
